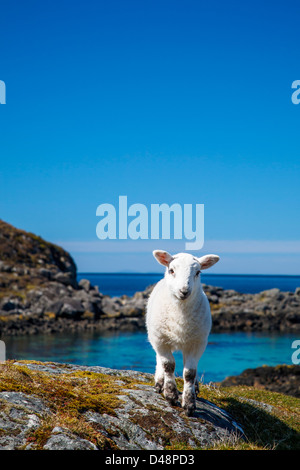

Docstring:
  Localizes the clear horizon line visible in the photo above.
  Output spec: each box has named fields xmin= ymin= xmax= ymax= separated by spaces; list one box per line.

xmin=77 ymin=271 xmax=300 ymax=277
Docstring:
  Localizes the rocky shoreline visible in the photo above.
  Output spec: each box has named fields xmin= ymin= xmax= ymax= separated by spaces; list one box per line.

xmin=219 ymin=364 xmax=300 ymax=398
xmin=0 ymin=219 xmax=300 ymax=337
xmin=1 ymin=279 xmax=300 ymax=337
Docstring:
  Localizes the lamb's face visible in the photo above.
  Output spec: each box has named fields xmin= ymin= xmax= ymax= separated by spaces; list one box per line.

xmin=165 ymin=254 xmax=201 ymax=301
xmin=153 ymin=250 xmax=220 ymax=301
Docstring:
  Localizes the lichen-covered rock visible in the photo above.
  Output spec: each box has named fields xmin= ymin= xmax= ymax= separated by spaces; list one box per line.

xmin=0 ymin=361 xmax=244 ymax=450
xmin=84 ymin=383 xmax=243 ymax=450
xmin=0 ymin=391 xmax=50 ymax=450
xmin=43 ymin=427 xmax=97 ymax=450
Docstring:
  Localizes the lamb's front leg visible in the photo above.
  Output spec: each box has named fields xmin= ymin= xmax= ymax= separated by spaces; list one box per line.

xmin=182 ymin=353 xmax=200 ymax=417
xmin=154 ymin=353 xmax=164 ymax=393
xmin=182 ymin=367 xmax=197 ymax=416
xmin=155 ymin=349 xmax=178 ymax=405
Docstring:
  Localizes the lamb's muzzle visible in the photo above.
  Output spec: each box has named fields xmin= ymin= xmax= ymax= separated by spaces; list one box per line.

xmin=146 ymin=250 xmax=220 ymax=417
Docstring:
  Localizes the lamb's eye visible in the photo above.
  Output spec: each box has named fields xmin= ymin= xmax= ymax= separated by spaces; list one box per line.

xmin=195 ymin=270 xmax=201 ymax=277
xmin=169 ymin=268 xmax=175 ymax=275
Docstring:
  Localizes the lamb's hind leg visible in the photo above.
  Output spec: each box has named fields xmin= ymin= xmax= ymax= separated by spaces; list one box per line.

xmin=195 ymin=374 xmax=199 ymax=395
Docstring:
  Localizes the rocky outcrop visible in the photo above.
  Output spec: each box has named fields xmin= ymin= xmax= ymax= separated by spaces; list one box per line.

xmin=207 ymin=286 xmax=300 ymax=332
xmin=0 ymin=219 xmax=299 ymax=336
xmin=219 ymin=365 xmax=300 ymax=398
xmin=0 ymin=219 xmax=77 ymax=290
xmin=1 ymin=361 xmax=300 ymax=450
xmin=2 ymin=281 xmax=299 ymax=336
xmin=0 ymin=361 xmax=244 ymax=450
xmin=0 ymin=220 xmax=150 ymax=336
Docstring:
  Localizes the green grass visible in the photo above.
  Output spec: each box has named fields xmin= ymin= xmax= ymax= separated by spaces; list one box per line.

xmin=169 ymin=378 xmax=300 ymax=450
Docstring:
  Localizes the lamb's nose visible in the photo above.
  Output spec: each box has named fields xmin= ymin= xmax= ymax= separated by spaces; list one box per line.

xmin=179 ymin=288 xmax=189 ymax=298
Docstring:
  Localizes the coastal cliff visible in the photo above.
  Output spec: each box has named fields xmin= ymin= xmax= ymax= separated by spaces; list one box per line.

xmin=0 ymin=219 xmax=300 ymax=336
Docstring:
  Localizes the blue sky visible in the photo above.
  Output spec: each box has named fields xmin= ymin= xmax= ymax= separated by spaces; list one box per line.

xmin=0 ymin=0 xmax=300 ymax=273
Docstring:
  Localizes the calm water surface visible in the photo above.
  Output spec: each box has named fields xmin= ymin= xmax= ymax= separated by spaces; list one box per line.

xmin=3 ymin=330 xmax=296 ymax=383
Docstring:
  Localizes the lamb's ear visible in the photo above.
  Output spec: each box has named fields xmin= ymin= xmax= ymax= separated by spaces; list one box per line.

xmin=196 ymin=254 xmax=220 ymax=270
xmin=153 ymin=250 xmax=174 ymax=267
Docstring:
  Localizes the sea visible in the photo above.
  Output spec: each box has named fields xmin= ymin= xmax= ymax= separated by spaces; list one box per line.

xmin=3 ymin=273 xmax=300 ymax=383
xmin=77 ymin=272 xmax=300 ymax=297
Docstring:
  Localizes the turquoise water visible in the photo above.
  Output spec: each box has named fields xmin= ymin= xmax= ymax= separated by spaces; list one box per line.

xmin=78 ymin=273 xmax=300 ymax=297
xmin=3 ymin=330 xmax=297 ymax=383
xmin=3 ymin=274 xmax=299 ymax=382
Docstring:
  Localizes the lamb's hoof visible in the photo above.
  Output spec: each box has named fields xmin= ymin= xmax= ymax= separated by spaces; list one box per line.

xmin=183 ymin=403 xmax=196 ymax=417
xmin=164 ymin=383 xmax=179 ymax=406
xmin=154 ymin=381 xmax=163 ymax=393
xmin=182 ymin=395 xmax=196 ymax=417
xmin=166 ymin=395 xmax=179 ymax=406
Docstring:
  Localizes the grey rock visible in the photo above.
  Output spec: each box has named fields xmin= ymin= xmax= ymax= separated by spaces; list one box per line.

xmin=38 ymin=268 xmax=53 ymax=280
xmin=59 ymin=298 xmax=85 ymax=318
xmin=54 ymin=272 xmax=77 ymax=288
xmin=84 ymin=382 xmax=243 ymax=450
xmin=78 ymin=278 xmax=91 ymax=292
xmin=0 ymin=391 xmax=50 ymax=450
xmin=43 ymin=427 xmax=97 ymax=450
xmin=260 ymin=288 xmax=280 ymax=297
xmin=47 ymin=300 xmax=63 ymax=315
xmin=0 ymin=391 xmax=51 ymax=415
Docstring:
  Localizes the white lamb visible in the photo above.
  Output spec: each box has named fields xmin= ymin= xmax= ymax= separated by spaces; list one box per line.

xmin=146 ymin=250 xmax=220 ymax=416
